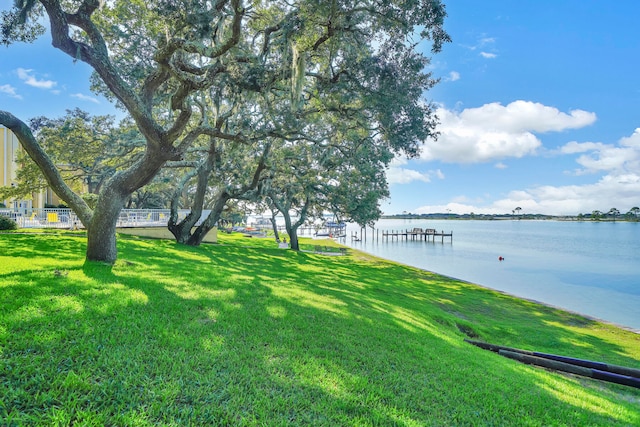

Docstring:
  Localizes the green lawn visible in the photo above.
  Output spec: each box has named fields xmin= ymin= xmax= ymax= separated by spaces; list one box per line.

xmin=1 ymin=231 xmax=638 ymax=426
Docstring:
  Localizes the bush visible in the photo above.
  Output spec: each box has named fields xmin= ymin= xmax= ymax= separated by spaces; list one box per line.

xmin=0 ymin=215 xmax=18 ymax=230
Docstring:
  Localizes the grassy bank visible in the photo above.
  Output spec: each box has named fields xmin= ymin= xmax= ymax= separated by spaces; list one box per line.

xmin=1 ymin=232 xmax=638 ymax=426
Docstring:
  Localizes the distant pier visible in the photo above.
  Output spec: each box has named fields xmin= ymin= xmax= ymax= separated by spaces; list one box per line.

xmin=352 ymin=227 xmax=453 ymax=244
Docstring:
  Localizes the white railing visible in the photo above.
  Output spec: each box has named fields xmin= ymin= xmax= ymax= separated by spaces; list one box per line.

xmin=0 ymin=208 xmax=211 ymax=229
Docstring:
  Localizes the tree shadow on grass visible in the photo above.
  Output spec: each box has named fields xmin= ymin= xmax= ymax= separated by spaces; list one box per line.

xmin=1 ymin=234 xmax=639 ymax=425
xmin=0 ymin=232 xmax=87 ymax=262
xmin=120 ymin=239 xmax=639 ymax=422
xmin=303 ymin=255 xmax=640 ymax=363
xmin=114 ymin=236 xmax=640 ymax=370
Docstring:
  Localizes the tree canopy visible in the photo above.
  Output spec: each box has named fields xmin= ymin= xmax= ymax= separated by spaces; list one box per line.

xmin=1 ymin=0 xmax=449 ymax=262
xmin=0 ymin=109 xmax=143 ymax=201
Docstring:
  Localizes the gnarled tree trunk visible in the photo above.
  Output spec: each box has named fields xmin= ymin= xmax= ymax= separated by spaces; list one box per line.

xmin=169 ymin=142 xmax=270 ymax=246
xmin=274 ymin=196 xmax=309 ymax=252
xmin=186 ymin=191 xmax=230 ymax=246
xmin=270 ymin=212 xmax=281 ymax=242
xmin=86 ymin=191 xmax=127 ymax=262
xmin=168 ymin=160 xmax=213 ymax=244
xmin=1 ymin=110 xmax=172 ymax=263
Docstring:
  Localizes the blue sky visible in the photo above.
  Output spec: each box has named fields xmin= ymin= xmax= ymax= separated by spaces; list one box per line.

xmin=388 ymin=0 xmax=640 ymax=216
xmin=1 ymin=1 xmax=639 ymax=216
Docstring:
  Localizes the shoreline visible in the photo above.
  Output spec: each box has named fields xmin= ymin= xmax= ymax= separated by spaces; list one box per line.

xmin=6 ymin=228 xmax=638 ymax=335
xmin=347 ymin=245 xmax=640 ymax=336
xmin=438 ymin=271 xmax=640 ymax=336
xmin=343 ymin=219 xmax=640 ymax=334
xmin=380 ymin=214 xmax=640 ymax=222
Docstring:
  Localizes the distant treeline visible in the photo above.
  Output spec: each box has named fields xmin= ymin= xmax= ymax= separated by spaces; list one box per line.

xmin=383 ymin=212 xmax=639 ymax=221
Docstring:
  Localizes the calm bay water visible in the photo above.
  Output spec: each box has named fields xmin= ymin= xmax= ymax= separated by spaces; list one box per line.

xmin=343 ymin=219 xmax=640 ymax=331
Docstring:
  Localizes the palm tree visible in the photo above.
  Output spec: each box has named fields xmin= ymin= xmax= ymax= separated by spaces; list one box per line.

xmin=608 ymin=208 xmax=620 ymax=222
xmin=514 ymin=206 xmax=522 ymax=219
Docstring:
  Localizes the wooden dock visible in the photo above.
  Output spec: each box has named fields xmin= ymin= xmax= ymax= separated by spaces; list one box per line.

xmin=382 ymin=228 xmax=453 ymax=243
xmin=352 ymin=227 xmax=453 ymax=243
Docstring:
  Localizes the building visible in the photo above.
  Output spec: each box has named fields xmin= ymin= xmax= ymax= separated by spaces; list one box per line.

xmin=1 ymin=125 xmax=60 ymax=210
xmin=1 ymin=125 xmax=20 ymax=208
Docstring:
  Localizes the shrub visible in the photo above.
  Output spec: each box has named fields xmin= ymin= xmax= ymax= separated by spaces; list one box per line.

xmin=0 ymin=215 xmax=18 ymax=231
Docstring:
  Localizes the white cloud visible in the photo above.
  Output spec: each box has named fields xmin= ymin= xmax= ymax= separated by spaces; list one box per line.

xmin=619 ymin=127 xmax=640 ymax=148
xmin=574 ymin=148 xmax=633 ymax=174
xmin=421 ymin=101 xmax=597 ymax=163
xmin=414 ymin=179 xmax=640 ymax=216
xmin=480 ymin=52 xmax=497 ymax=59
xmin=562 ymin=129 xmax=640 ymax=176
xmin=560 ymin=141 xmax=606 ymax=154
xmin=16 ymin=68 xmax=57 ymax=89
xmin=415 ymin=128 xmax=640 ymax=216
xmin=455 ymin=101 xmax=596 ymax=133
xmin=71 ymin=93 xmax=100 ymax=104
xmin=387 ymin=168 xmax=432 ymax=184
xmin=464 ymin=35 xmax=496 ymax=51
xmin=499 ymin=174 xmax=640 ymax=215
xmin=446 ymin=71 xmax=460 ymax=81
xmin=387 ymin=158 xmax=444 ymax=184
xmin=0 ymin=84 xmax=22 ymax=99
xmin=494 ymin=162 xmax=508 ymax=169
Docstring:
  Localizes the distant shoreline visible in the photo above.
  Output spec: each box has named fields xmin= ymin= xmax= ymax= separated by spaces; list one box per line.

xmin=381 ymin=214 xmax=639 ymax=222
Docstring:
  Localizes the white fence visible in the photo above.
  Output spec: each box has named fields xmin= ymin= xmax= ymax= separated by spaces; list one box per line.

xmin=0 ymin=208 xmax=209 ymax=229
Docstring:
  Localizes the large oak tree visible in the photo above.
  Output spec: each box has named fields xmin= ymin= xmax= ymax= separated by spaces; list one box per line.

xmin=1 ymin=0 xmax=449 ymax=262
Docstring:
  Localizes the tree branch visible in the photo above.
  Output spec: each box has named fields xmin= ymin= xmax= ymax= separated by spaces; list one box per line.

xmin=0 ymin=111 xmax=93 ymax=225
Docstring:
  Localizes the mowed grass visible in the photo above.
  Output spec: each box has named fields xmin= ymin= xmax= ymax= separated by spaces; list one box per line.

xmin=0 ymin=232 xmax=639 ymax=426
